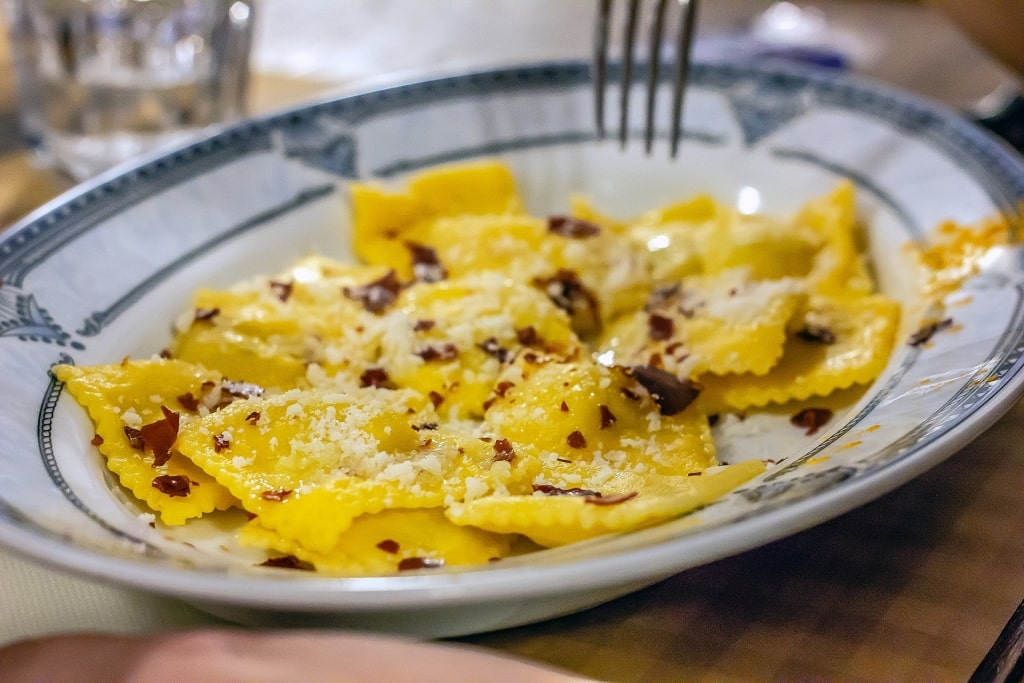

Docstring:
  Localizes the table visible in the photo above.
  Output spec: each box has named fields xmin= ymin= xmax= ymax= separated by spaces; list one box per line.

xmin=2 ymin=1 xmax=1023 ymax=680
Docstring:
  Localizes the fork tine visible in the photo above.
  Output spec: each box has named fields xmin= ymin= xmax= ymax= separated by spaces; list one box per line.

xmin=594 ymin=0 xmax=612 ymax=140
xmin=644 ymin=0 xmax=670 ymax=154
xmin=669 ymin=0 xmax=699 ymax=157
xmin=619 ymin=0 xmax=641 ymax=149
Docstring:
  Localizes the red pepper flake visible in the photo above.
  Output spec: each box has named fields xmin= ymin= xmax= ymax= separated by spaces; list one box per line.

xmin=478 ymin=337 xmax=509 ymax=362
xmin=516 ymin=326 xmax=539 ymax=346
xmin=259 ymin=555 xmax=312 ymax=570
xmin=532 ymin=484 xmax=601 ymax=497
xmin=213 ymin=432 xmax=231 ymax=452
xmin=493 ymin=438 xmax=516 ymax=462
xmin=245 ymin=411 xmax=261 ymax=425
xmin=90 ymin=434 xmax=104 ymax=446
xmin=547 ymin=215 xmax=601 ymax=239
xmin=398 ymin=557 xmax=445 ymax=571
xmin=152 ymin=474 xmax=191 ymax=497
xmin=158 ymin=348 xmax=173 ymax=359
xmin=413 ymin=319 xmax=436 ymax=332
xmin=482 ymin=397 xmax=497 ymax=412
xmin=566 ymin=430 xmax=587 ymax=449
xmin=598 ymin=404 xmax=616 ymax=429
xmin=269 ymin=280 xmax=294 ymax=302
xmin=532 ymin=269 xmax=601 ymax=336
xmin=406 ymin=242 xmax=448 ymax=283
xmin=495 ymin=381 xmax=514 ymax=398
xmin=377 ymin=539 xmax=400 ymax=554
xmin=796 ymin=324 xmax=836 ymax=345
xmin=560 ymin=400 xmax=569 ymax=412
xmin=176 ymin=392 xmax=199 ymax=412
xmin=140 ymin=406 xmax=180 ymax=467
xmin=261 ymin=489 xmax=292 ymax=501
xmin=909 ymin=318 xmax=954 ymax=346
xmin=584 ymin=491 xmax=638 ymax=506
xmin=193 ymin=307 xmax=220 ymax=323
xmin=790 ymin=407 xmax=833 ymax=435
xmin=628 ymin=365 xmax=701 ymax=415
xmin=221 ymin=380 xmax=265 ymax=400
xmin=416 ymin=343 xmax=458 ymax=362
xmin=411 ymin=422 xmax=439 ymax=431
xmin=428 ymin=391 xmax=444 ymax=408
xmin=647 ymin=314 xmax=675 ymax=341
xmin=343 ymin=270 xmax=404 ymax=314
xmin=124 ymin=426 xmax=145 ymax=450
xmin=360 ymin=367 xmax=393 ymax=389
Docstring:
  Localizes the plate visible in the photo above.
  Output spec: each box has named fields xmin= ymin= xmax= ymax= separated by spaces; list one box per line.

xmin=1 ymin=61 xmax=1023 ymax=637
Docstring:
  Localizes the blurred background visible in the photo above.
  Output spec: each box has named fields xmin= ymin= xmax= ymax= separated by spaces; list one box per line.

xmin=1 ymin=0 xmax=1021 ymax=225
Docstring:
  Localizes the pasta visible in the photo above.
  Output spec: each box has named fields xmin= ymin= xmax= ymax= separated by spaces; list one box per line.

xmin=55 ymin=160 xmax=906 ymax=575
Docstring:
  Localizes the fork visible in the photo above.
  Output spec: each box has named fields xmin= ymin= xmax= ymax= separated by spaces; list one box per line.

xmin=593 ymin=0 xmax=700 ymax=157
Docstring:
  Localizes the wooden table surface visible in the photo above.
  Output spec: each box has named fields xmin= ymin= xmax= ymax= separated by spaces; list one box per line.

xmin=2 ymin=2 xmax=1023 ymax=681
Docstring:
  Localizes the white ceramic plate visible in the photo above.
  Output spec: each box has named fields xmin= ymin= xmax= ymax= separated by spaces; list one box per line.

xmin=2 ymin=62 xmax=1023 ymax=637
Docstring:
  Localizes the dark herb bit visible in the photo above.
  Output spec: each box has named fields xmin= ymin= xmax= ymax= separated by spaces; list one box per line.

xmin=269 ymin=280 xmax=294 ymax=302
xmin=413 ymin=319 xmax=436 ymax=332
xmin=495 ymin=381 xmax=514 ymax=397
xmin=645 ymin=284 xmax=680 ymax=312
xmin=687 ymin=472 xmax=702 ymax=477
xmin=406 ymin=242 xmax=448 ymax=283
xmin=584 ymin=491 xmax=638 ymax=506
xmin=416 ymin=343 xmax=458 ymax=362
xmin=177 ymin=392 xmax=199 ymax=412
xmin=152 ymin=474 xmax=191 ymax=497
xmin=598 ymin=404 xmax=617 ymax=430
xmin=398 ymin=557 xmax=445 ymax=571
xmin=620 ymin=387 xmax=640 ymax=402
xmin=343 ymin=270 xmax=403 ymax=314
xmin=797 ymin=324 xmax=836 ymax=344
xmin=493 ymin=438 xmax=516 ymax=462
xmin=124 ymin=426 xmax=145 ymax=450
xmin=91 ymin=434 xmax=104 ymax=446
xmin=411 ymin=422 xmax=439 ymax=432
xmin=708 ymin=414 xmax=720 ymax=427
xmin=478 ymin=337 xmax=508 ymax=362
xmin=259 ymin=555 xmax=312 ymax=570
xmin=193 ymin=307 xmax=220 ymax=323
xmin=628 ymin=365 xmax=701 ymax=415
xmin=566 ymin=430 xmax=587 ymax=449
xmin=261 ymin=489 xmax=292 ymax=501
xmin=516 ymin=326 xmax=539 ymax=346
xmin=158 ymin=348 xmax=173 ymax=359
xmin=245 ymin=411 xmax=261 ymax=425
xmin=213 ymin=432 xmax=231 ymax=453
xmin=377 ymin=539 xmax=400 ymax=554
xmin=908 ymin=318 xmax=954 ymax=347
xmin=560 ymin=400 xmax=569 ymax=412
xmin=428 ymin=391 xmax=444 ymax=408
xmin=360 ymin=367 xmax=392 ymax=389
xmin=647 ymin=314 xmax=675 ymax=341
xmin=790 ymin=407 xmax=833 ymax=435
xmin=532 ymin=269 xmax=601 ymax=336
xmin=532 ymin=484 xmax=601 ymax=497
xmin=547 ymin=215 xmax=601 ymax=239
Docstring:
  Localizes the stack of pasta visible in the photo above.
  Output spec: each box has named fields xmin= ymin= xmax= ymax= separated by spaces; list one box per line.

xmin=56 ymin=160 xmax=901 ymax=574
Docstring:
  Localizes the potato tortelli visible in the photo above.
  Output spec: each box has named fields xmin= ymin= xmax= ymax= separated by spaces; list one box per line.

xmin=55 ymin=160 xmax=902 ymax=575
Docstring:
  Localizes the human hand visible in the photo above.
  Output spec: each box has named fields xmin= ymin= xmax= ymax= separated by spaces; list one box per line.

xmin=0 ymin=629 xmax=595 ymax=683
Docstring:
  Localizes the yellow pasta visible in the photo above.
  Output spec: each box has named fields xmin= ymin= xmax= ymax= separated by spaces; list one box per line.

xmin=54 ymin=360 xmax=238 ymax=525
xmin=55 ymin=160 xmax=924 ymax=575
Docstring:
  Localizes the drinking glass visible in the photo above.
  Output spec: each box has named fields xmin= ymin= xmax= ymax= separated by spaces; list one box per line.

xmin=3 ymin=0 xmax=255 ymax=179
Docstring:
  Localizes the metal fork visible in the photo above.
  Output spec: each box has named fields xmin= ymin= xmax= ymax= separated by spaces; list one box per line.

xmin=593 ymin=0 xmax=700 ymax=157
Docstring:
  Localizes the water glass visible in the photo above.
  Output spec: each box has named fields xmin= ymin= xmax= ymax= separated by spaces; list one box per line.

xmin=4 ymin=0 xmax=255 ymax=179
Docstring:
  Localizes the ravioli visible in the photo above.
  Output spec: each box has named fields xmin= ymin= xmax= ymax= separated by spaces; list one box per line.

xmin=55 ymin=160 xmax=922 ymax=575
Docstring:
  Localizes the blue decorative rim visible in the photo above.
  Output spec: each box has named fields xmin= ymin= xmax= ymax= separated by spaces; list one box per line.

xmin=2 ymin=61 xmax=1024 ymax=602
